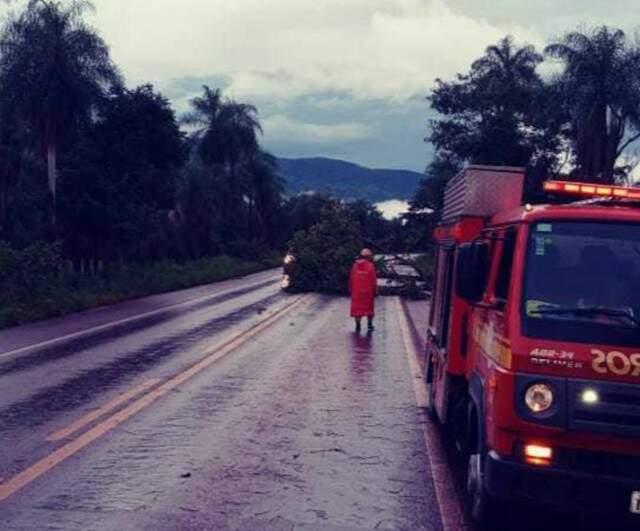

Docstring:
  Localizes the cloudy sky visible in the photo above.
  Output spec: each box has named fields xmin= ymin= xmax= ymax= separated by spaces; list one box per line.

xmin=3 ymin=0 xmax=637 ymax=171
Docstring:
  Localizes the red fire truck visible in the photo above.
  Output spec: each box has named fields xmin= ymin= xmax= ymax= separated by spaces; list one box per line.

xmin=425 ymin=165 xmax=640 ymax=527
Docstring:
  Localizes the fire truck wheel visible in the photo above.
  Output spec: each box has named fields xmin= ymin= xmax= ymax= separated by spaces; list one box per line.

xmin=466 ymin=452 xmax=497 ymax=528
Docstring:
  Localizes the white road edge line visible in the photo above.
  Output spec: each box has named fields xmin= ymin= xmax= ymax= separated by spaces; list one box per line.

xmin=0 ymin=274 xmax=280 ymax=361
xmin=396 ymin=297 xmax=468 ymax=531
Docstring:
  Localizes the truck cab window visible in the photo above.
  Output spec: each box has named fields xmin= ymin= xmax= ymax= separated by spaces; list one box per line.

xmin=495 ymin=228 xmax=516 ymax=302
xmin=523 ymin=221 xmax=640 ymax=346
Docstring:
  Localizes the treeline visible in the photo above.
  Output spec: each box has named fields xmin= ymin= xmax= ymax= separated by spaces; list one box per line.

xmin=0 ymin=1 xmax=417 ymax=271
xmin=411 ymin=27 xmax=640 ymax=219
xmin=0 ymin=1 xmax=285 ymax=266
xmin=0 ymin=1 xmax=425 ymax=326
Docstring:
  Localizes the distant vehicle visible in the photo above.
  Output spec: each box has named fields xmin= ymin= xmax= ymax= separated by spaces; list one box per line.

xmin=426 ymin=165 xmax=640 ymax=528
xmin=281 ymin=253 xmax=295 ymax=290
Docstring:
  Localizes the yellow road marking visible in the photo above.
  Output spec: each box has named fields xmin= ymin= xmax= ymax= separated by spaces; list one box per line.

xmin=396 ymin=297 xmax=468 ymax=531
xmin=0 ymin=295 xmax=307 ymax=503
xmin=46 ymin=379 xmax=162 ymax=442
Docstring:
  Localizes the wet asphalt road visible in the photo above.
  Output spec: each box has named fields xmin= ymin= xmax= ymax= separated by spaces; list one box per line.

xmin=0 ymin=271 xmax=444 ymax=531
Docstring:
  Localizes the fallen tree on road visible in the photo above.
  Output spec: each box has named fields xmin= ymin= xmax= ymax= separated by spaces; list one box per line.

xmin=376 ymin=254 xmax=433 ymax=299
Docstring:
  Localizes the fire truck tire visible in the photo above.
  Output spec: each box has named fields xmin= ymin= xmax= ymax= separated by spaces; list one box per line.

xmin=466 ymin=452 xmax=498 ymax=528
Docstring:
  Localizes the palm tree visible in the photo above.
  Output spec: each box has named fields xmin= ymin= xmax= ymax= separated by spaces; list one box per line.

xmin=183 ymin=86 xmax=263 ymax=242
xmin=472 ymin=36 xmax=543 ymax=166
xmin=429 ymin=36 xmax=545 ymax=167
xmin=545 ymin=27 xmax=640 ymax=182
xmin=472 ymin=36 xmax=543 ymax=100
xmin=243 ymin=150 xmax=284 ymax=244
xmin=177 ymin=159 xmax=228 ymax=258
xmin=0 ymin=0 xmax=120 ymax=230
xmin=182 ymin=86 xmax=225 ymax=165
xmin=473 ymin=36 xmax=543 ymax=136
xmin=183 ymin=86 xmax=262 ymax=170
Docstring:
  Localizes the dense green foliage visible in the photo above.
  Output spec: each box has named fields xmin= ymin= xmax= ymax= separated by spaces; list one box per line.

xmin=407 ymin=154 xmax=459 ymax=248
xmin=413 ymin=27 xmax=640 ymax=220
xmin=9 ymin=5 xmax=634 ymax=315
xmin=545 ymin=28 xmax=640 ymax=183
xmin=0 ymin=240 xmax=63 ymax=299
xmin=0 ymin=1 xmax=420 ymax=325
xmin=283 ymin=196 xmax=411 ymax=294
xmin=0 ymin=0 xmax=121 ymax=231
xmin=429 ymin=36 xmax=551 ymax=169
xmin=0 ymin=2 xmax=291 ymax=265
xmin=0 ymin=240 xmax=279 ymax=329
xmin=61 ymin=84 xmax=186 ymax=264
xmin=287 ymin=208 xmax=362 ymax=294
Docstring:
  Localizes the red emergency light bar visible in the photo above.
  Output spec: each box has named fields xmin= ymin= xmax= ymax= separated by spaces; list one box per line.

xmin=543 ymin=180 xmax=640 ymax=200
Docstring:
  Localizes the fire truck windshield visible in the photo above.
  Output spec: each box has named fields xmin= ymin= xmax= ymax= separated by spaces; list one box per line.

xmin=522 ymin=221 xmax=640 ymax=346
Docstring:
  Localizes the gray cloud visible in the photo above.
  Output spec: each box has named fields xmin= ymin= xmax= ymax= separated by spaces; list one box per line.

xmin=445 ymin=0 xmax=638 ymax=35
xmin=0 ymin=0 xmax=635 ymax=173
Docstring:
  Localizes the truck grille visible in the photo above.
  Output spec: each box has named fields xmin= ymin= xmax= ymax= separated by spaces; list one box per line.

xmin=554 ymin=448 xmax=640 ymax=479
xmin=568 ymin=379 xmax=640 ymax=437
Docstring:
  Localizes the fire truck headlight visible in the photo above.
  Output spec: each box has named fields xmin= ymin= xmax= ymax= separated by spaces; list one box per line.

xmin=524 ymin=383 xmax=555 ymax=413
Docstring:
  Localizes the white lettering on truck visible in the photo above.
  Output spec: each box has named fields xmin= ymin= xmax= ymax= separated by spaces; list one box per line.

xmin=591 ymin=349 xmax=640 ymax=377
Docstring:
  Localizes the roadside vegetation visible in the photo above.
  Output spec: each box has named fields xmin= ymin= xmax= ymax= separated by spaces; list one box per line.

xmin=0 ymin=241 xmax=279 ymax=328
xmin=3 ymin=3 xmax=635 ymax=313
xmin=285 ymin=196 xmax=428 ymax=294
xmin=411 ymin=28 xmax=640 ymax=232
xmin=0 ymin=1 xmax=424 ymax=325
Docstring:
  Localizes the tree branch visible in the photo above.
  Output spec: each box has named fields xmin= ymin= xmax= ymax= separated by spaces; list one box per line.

xmin=616 ymin=132 xmax=640 ymax=158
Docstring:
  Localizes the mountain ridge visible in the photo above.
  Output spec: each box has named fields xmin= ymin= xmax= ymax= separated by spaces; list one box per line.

xmin=276 ymin=156 xmax=423 ymax=203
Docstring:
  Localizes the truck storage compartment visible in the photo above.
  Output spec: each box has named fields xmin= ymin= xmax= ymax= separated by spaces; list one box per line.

xmin=442 ymin=165 xmax=525 ymax=222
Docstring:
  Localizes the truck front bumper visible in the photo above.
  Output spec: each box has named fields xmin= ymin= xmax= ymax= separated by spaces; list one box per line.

xmin=485 ymin=450 xmax=640 ymax=518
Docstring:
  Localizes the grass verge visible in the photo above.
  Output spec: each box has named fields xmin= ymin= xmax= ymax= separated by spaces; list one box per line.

xmin=0 ymin=254 xmax=281 ymax=330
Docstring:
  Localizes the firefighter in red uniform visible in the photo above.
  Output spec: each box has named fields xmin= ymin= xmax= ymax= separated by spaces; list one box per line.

xmin=349 ymin=249 xmax=378 ymax=332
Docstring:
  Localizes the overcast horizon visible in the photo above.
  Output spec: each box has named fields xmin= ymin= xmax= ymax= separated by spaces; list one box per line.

xmin=2 ymin=0 xmax=637 ymax=172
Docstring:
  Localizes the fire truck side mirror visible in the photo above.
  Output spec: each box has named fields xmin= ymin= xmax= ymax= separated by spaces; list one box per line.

xmin=455 ymin=242 xmax=489 ymax=303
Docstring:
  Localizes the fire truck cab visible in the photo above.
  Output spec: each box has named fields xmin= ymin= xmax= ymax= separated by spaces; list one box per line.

xmin=426 ymin=165 xmax=640 ymax=526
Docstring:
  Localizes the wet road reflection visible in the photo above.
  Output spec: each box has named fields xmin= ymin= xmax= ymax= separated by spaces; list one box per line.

xmin=0 ymin=292 xmax=284 ymax=434
xmin=0 ymin=295 xmax=443 ymax=531
xmin=350 ymin=331 xmax=374 ymax=384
